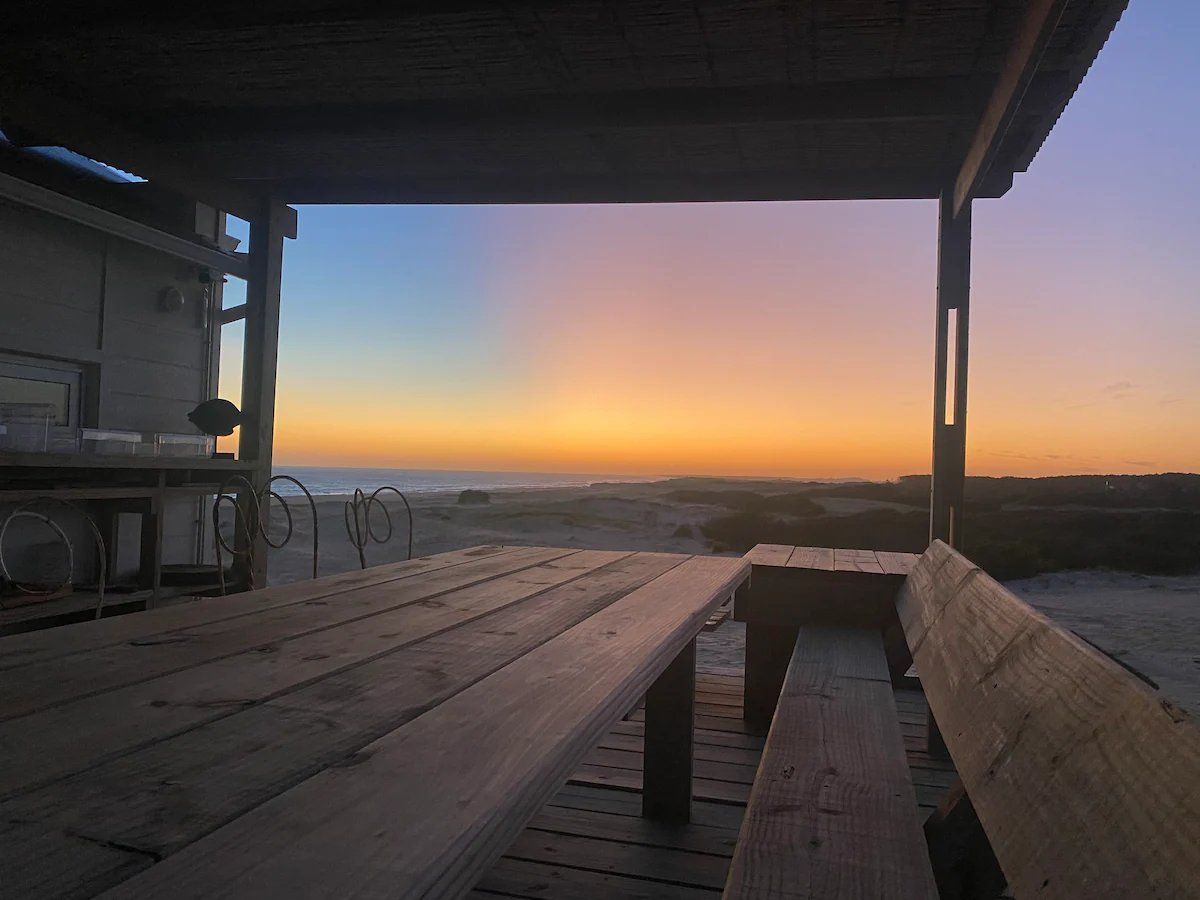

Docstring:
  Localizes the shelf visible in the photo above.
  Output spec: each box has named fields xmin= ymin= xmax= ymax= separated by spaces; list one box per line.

xmin=0 ymin=452 xmax=255 ymax=471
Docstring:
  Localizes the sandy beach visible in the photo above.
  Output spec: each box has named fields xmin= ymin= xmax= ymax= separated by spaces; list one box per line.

xmin=257 ymin=479 xmax=1200 ymax=714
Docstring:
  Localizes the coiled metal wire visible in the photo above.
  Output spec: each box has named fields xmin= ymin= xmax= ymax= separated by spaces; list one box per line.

xmin=0 ymin=497 xmax=108 ymax=619
xmin=343 ymin=486 xmax=413 ymax=569
xmin=212 ymin=474 xmax=318 ymax=593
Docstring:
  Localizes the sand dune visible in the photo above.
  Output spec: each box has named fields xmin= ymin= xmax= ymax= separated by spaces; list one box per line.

xmin=258 ymin=481 xmax=1199 ymax=714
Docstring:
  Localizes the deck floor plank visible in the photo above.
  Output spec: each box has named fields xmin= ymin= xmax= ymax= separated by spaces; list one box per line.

xmin=483 ymin=671 xmax=957 ymax=899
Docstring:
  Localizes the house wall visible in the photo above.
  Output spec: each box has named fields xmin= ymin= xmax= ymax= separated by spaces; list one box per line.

xmin=0 ymin=197 xmax=223 ymax=578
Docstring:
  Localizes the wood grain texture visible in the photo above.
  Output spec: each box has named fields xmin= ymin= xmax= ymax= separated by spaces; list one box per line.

xmin=874 ymin=551 xmax=920 ymax=576
xmin=784 ymin=546 xmax=835 ymax=571
xmin=1 ymin=546 xmax=562 ymax=718
xmin=1 ymin=551 xmax=687 ymax=898
xmin=896 ymin=541 xmax=1200 ymax=899
xmin=0 ymin=544 xmax=516 ymax=671
xmin=746 ymin=544 xmax=796 ymax=567
xmin=0 ymin=549 xmax=614 ymax=797
xmin=99 ymin=555 xmax=748 ymax=899
xmin=833 ymin=548 xmax=886 ymax=574
xmin=724 ymin=627 xmax=937 ymax=899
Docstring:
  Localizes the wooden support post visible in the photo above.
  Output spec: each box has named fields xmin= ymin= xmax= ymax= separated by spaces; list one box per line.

xmin=927 ymin=713 xmax=951 ymax=760
xmin=137 ymin=485 xmax=165 ymax=608
xmin=924 ymin=779 xmax=1007 ymax=900
xmin=743 ymin=622 xmax=798 ymax=734
xmin=930 ymin=192 xmax=971 ymax=549
xmin=237 ymin=201 xmax=287 ymax=590
xmin=642 ymin=638 xmax=695 ymax=823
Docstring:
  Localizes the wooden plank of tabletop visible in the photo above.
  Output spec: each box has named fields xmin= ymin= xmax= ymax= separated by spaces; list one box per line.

xmin=0 ymin=549 xmax=629 ymax=799
xmin=0 ymin=544 xmax=518 ymax=672
xmin=724 ymin=628 xmax=937 ymax=899
xmin=833 ymin=547 xmax=885 ymax=574
xmin=874 ymin=550 xmax=920 ymax=576
xmin=785 ymin=546 xmax=835 ymax=571
xmin=99 ymin=556 xmax=749 ymax=900
xmin=745 ymin=544 xmax=795 ymax=567
xmin=1 ymin=546 xmax=575 ymax=721
xmin=0 ymin=552 xmax=691 ymax=899
xmin=896 ymin=541 xmax=1200 ymax=899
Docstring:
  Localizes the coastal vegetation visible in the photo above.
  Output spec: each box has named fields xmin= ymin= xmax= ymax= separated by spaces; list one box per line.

xmin=695 ymin=474 xmax=1200 ymax=579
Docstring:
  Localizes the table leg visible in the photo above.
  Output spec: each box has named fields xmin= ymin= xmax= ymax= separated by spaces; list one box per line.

xmin=138 ymin=496 xmax=164 ymax=609
xmin=927 ymin=711 xmax=951 ymax=759
xmin=642 ymin=638 xmax=695 ymax=823
xmin=743 ymin=622 xmax=798 ymax=734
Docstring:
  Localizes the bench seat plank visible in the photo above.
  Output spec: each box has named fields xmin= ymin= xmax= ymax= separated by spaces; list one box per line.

xmin=723 ymin=627 xmax=937 ymax=899
xmin=100 ymin=555 xmax=749 ymax=899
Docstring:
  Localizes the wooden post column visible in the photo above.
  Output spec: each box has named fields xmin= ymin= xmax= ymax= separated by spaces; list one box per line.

xmin=928 ymin=194 xmax=971 ymax=758
xmin=930 ymin=192 xmax=971 ymax=548
xmin=237 ymin=201 xmax=288 ymax=589
xmin=642 ymin=638 xmax=695 ymax=823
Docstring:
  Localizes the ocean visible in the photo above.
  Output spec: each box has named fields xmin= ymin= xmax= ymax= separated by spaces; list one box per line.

xmin=269 ymin=466 xmax=655 ymax=497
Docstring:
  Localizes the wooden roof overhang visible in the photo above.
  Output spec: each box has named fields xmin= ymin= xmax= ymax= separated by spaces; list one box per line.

xmin=0 ymin=0 xmax=1127 ymax=220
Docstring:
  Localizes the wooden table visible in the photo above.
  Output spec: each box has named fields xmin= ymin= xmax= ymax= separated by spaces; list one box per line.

xmin=0 ymin=544 xmax=748 ymax=899
xmin=735 ymin=544 xmax=918 ymax=731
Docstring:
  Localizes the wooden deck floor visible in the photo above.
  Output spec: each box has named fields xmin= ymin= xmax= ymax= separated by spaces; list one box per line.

xmin=472 ymin=670 xmax=955 ymax=898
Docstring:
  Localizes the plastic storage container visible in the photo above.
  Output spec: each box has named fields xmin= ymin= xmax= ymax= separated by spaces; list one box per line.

xmin=80 ymin=428 xmax=154 ymax=456
xmin=154 ymin=432 xmax=215 ymax=457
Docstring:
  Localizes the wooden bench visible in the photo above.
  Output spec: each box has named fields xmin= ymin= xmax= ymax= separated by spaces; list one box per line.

xmin=727 ymin=540 xmax=1200 ymax=898
xmin=736 ymin=544 xmax=918 ymax=730
xmin=723 ymin=626 xmax=938 ymax=898
xmin=897 ymin=540 xmax=1200 ymax=898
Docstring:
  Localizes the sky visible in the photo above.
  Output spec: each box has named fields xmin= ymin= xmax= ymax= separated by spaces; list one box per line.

xmin=223 ymin=1 xmax=1199 ymax=479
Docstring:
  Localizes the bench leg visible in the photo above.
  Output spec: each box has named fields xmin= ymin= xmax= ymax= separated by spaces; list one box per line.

xmin=642 ymin=638 xmax=695 ymax=823
xmin=744 ymin=622 xmax=798 ymax=734
xmin=927 ymin=712 xmax=951 ymax=759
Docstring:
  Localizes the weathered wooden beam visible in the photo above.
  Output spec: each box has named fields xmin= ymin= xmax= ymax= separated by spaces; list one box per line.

xmin=218 ymin=303 xmax=248 ymax=325
xmin=237 ymin=202 xmax=287 ymax=588
xmin=258 ymin=169 xmax=1013 ymax=205
xmin=642 ymin=638 xmax=696 ymax=824
xmin=0 ymin=170 xmax=250 ymax=278
xmin=896 ymin=542 xmax=1200 ymax=898
xmin=148 ymin=77 xmax=1064 ymax=143
xmin=953 ymin=0 xmax=1069 ymax=216
xmin=0 ymin=0 xmax=513 ymax=35
xmin=930 ymin=193 xmax=971 ymax=547
xmin=0 ymin=76 xmax=297 ymax=238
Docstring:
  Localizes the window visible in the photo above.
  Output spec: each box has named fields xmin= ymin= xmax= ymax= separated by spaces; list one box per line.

xmin=0 ymin=356 xmax=83 ymax=429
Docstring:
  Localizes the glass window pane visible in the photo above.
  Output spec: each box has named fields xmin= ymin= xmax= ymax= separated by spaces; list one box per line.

xmin=0 ymin=375 xmax=71 ymax=425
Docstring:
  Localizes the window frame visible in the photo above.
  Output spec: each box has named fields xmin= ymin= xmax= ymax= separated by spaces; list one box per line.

xmin=0 ymin=353 xmax=85 ymax=431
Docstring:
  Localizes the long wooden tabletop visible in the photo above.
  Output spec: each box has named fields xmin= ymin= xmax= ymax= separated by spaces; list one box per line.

xmin=0 ymin=545 xmax=748 ymax=899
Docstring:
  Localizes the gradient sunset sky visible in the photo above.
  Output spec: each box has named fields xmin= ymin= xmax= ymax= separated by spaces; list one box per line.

xmin=224 ymin=1 xmax=1198 ymax=480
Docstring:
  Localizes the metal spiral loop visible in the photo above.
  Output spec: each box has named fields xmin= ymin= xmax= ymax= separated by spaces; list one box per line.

xmin=0 ymin=497 xmax=108 ymax=619
xmin=343 ymin=486 xmax=413 ymax=569
xmin=212 ymin=474 xmax=318 ymax=594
